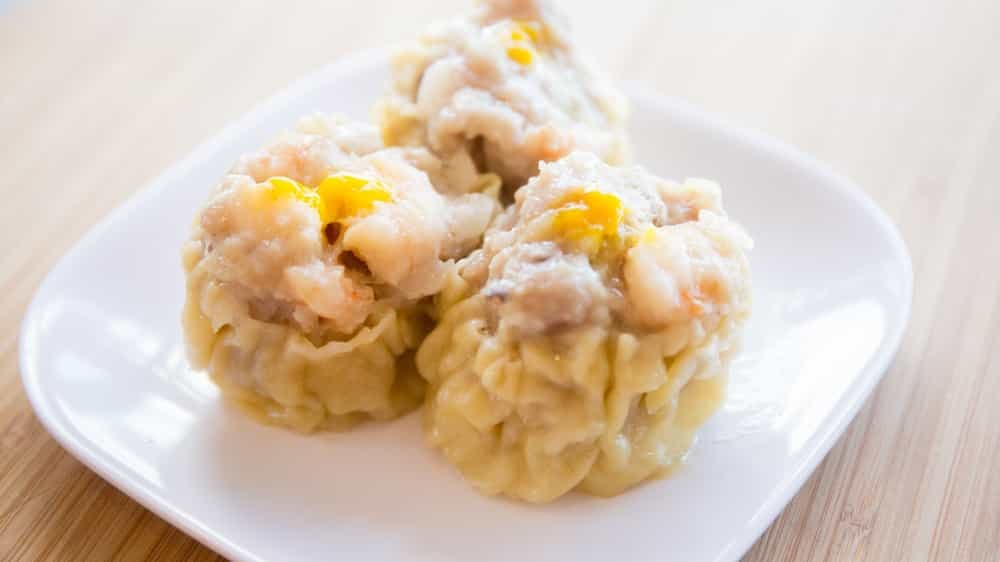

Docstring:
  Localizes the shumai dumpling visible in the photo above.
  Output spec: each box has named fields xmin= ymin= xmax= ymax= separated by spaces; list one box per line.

xmin=183 ymin=114 xmax=499 ymax=432
xmin=417 ymin=152 xmax=752 ymax=502
xmin=378 ymin=0 xmax=629 ymax=192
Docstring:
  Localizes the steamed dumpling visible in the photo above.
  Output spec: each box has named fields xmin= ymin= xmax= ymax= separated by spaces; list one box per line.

xmin=378 ymin=0 xmax=629 ymax=192
xmin=417 ymin=152 xmax=752 ymax=501
xmin=182 ymin=114 xmax=499 ymax=431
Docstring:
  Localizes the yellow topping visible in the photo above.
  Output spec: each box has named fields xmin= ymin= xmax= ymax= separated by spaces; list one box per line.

xmin=261 ymin=174 xmax=391 ymax=230
xmin=505 ymin=20 xmax=545 ymax=66
xmin=506 ymin=46 xmax=535 ymax=66
xmin=263 ymin=176 xmax=323 ymax=213
xmin=552 ymin=190 xmax=624 ymax=252
xmin=316 ymin=173 xmax=392 ymax=223
xmin=513 ymin=20 xmax=544 ymax=43
xmin=641 ymin=225 xmax=658 ymax=244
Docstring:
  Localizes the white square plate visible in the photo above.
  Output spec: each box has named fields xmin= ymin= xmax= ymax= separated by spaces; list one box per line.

xmin=20 ymin=50 xmax=912 ymax=562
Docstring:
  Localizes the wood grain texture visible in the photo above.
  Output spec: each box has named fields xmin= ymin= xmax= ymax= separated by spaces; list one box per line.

xmin=1 ymin=0 xmax=998 ymax=560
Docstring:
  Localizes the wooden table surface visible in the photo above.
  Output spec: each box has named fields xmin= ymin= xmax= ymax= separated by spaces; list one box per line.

xmin=1 ymin=0 xmax=998 ymax=560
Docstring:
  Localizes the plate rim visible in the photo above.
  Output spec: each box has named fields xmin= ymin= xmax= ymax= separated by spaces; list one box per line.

xmin=626 ymin=87 xmax=914 ymax=561
xmin=18 ymin=48 xmax=913 ymax=562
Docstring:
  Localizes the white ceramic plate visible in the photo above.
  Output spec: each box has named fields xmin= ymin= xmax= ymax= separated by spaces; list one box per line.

xmin=20 ymin=50 xmax=912 ymax=562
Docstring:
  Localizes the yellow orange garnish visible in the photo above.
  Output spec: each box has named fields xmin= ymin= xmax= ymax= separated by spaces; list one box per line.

xmin=551 ymin=190 xmax=624 ymax=252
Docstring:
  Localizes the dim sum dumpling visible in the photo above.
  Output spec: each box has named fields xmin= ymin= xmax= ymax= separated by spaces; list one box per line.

xmin=417 ymin=152 xmax=751 ymax=501
xmin=183 ymin=114 xmax=499 ymax=432
xmin=378 ymin=0 xmax=629 ymax=193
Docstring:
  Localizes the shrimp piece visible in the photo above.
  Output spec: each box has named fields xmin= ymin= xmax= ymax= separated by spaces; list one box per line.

xmin=341 ymin=153 xmax=450 ymax=297
xmin=285 ymin=262 xmax=374 ymax=334
xmin=624 ymin=213 xmax=750 ymax=329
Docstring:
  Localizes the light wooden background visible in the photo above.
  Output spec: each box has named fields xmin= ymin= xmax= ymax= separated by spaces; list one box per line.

xmin=1 ymin=0 xmax=998 ymax=560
